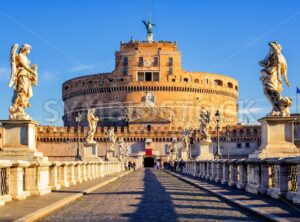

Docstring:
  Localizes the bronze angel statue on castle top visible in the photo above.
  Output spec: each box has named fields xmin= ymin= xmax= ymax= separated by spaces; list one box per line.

xmin=8 ymin=43 xmax=38 ymax=120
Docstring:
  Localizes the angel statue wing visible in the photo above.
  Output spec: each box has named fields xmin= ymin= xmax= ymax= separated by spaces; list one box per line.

xmin=8 ymin=43 xmax=19 ymax=87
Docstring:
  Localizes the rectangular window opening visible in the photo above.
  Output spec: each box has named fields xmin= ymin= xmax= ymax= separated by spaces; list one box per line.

xmin=122 ymin=67 xmax=128 ymax=75
xmin=168 ymin=57 xmax=173 ymax=66
xmin=138 ymin=72 xmax=144 ymax=81
xmin=145 ymin=72 xmax=152 ymax=81
xmin=153 ymin=72 xmax=159 ymax=81
xmin=123 ymin=57 xmax=128 ymax=66
xmin=154 ymin=57 xmax=158 ymax=66
xmin=139 ymin=57 xmax=144 ymax=66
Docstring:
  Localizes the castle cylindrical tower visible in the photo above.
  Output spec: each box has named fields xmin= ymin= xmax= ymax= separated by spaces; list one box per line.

xmin=62 ymin=40 xmax=239 ymax=130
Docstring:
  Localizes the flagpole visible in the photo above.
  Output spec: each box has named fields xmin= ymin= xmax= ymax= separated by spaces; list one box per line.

xmin=297 ymin=86 xmax=299 ymax=114
xmin=297 ymin=90 xmax=299 ymax=114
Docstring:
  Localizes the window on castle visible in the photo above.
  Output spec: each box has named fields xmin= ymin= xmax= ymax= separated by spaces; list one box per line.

xmin=145 ymin=72 xmax=152 ymax=81
xmin=123 ymin=57 xmax=128 ymax=66
xmin=138 ymin=57 xmax=144 ymax=66
xmin=146 ymin=125 xmax=151 ymax=133
xmin=122 ymin=67 xmax=128 ymax=75
xmin=168 ymin=67 xmax=173 ymax=75
xmin=154 ymin=57 xmax=158 ymax=66
xmin=245 ymin=143 xmax=250 ymax=148
xmin=137 ymin=72 xmax=160 ymax=82
xmin=168 ymin=57 xmax=173 ymax=66
xmin=214 ymin=79 xmax=223 ymax=86
xmin=237 ymin=143 xmax=242 ymax=148
xmin=232 ymin=130 xmax=237 ymax=137
xmin=227 ymin=82 xmax=233 ymax=88
xmin=183 ymin=78 xmax=188 ymax=82
xmin=153 ymin=72 xmax=159 ymax=81
xmin=138 ymin=72 xmax=144 ymax=81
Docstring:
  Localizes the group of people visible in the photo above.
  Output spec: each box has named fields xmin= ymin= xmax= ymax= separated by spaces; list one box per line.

xmin=164 ymin=159 xmax=185 ymax=172
xmin=126 ymin=161 xmax=136 ymax=171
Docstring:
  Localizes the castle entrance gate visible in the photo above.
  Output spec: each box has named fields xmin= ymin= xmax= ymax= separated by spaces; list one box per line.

xmin=144 ymin=156 xmax=155 ymax=168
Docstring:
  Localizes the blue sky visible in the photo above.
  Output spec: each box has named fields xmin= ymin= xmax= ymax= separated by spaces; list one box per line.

xmin=0 ymin=0 xmax=299 ymax=125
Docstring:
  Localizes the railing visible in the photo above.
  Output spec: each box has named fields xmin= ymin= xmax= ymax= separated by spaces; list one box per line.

xmin=0 ymin=159 xmax=125 ymax=206
xmin=176 ymin=157 xmax=300 ymax=205
xmin=0 ymin=168 xmax=8 ymax=195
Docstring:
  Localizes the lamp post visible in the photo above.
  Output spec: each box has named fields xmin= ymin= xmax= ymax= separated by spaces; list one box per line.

xmin=75 ymin=111 xmax=82 ymax=161
xmin=189 ymin=131 xmax=194 ymax=160
xmin=215 ymin=110 xmax=222 ymax=159
xmin=226 ymin=127 xmax=231 ymax=159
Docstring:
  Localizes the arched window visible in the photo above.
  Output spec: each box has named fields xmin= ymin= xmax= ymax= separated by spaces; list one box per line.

xmin=194 ymin=79 xmax=199 ymax=83
xmin=227 ymin=82 xmax=233 ymax=88
xmin=183 ymin=78 xmax=188 ymax=82
xmin=214 ymin=79 xmax=223 ymax=86
xmin=146 ymin=125 xmax=151 ymax=133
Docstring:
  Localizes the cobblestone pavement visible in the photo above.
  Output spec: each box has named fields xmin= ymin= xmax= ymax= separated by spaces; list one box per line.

xmin=41 ymin=169 xmax=263 ymax=222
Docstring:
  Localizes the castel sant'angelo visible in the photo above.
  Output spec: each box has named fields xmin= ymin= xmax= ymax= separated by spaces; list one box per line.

xmin=62 ymin=24 xmax=239 ymax=131
xmin=34 ymin=21 xmax=263 ymax=165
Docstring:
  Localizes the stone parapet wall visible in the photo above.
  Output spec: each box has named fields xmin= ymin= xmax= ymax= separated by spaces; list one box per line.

xmin=0 ymin=159 xmax=125 ymax=206
xmin=175 ymin=157 xmax=300 ymax=204
xmin=35 ymin=125 xmax=262 ymax=143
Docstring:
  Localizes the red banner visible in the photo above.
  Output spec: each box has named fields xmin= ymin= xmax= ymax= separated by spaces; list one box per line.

xmin=145 ymin=149 xmax=152 ymax=156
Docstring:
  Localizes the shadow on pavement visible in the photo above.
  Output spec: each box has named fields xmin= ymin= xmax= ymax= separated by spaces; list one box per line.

xmin=123 ymin=169 xmax=178 ymax=222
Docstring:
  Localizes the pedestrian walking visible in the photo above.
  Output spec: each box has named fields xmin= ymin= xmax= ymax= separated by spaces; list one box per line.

xmin=128 ymin=161 xmax=131 ymax=170
xmin=156 ymin=161 xmax=160 ymax=170
xmin=132 ymin=162 xmax=136 ymax=171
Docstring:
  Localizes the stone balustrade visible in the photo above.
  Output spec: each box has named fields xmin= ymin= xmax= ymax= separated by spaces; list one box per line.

xmin=0 ymin=160 xmax=124 ymax=206
xmin=176 ymin=157 xmax=300 ymax=205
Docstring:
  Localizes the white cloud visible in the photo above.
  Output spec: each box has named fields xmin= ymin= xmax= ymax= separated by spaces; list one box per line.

xmin=239 ymin=107 xmax=269 ymax=115
xmin=0 ymin=67 xmax=10 ymax=81
xmin=69 ymin=64 xmax=95 ymax=72
xmin=40 ymin=70 xmax=60 ymax=81
xmin=238 ymin=106 xmax=270 ymax=123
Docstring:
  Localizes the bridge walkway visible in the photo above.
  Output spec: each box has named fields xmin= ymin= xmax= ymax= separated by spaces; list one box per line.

xmin=41 ymin=169 xmax=264 ymax=222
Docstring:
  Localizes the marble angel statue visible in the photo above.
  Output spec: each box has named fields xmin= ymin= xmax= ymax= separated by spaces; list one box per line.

xmin=107 ymin=128 xmax=116 ymax=151
xmin=259 ymin=42 xmax=292 ymax=117
xmin=8 ymin=43 xmax=38 ymax=120
xmin=199 ymin=108 xmax=211 ymax=142
xmin=118 ymin=138 xmax=129 ymax=157
xmin=86 ymin=108 xmax=99 ymax=145
xmin=181 ymin=129 xmax=190 ymax=151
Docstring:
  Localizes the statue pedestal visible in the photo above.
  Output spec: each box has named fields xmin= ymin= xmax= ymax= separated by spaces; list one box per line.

xmin=0 ymin=120 xmax=47 ymax=161
xmin=197 ymin=140 xmax=214 ymax=160
xmin=181 ymin=149 xmax=188 ymax=161
xmin=249 ymin=117 xmax=300 ymax=159
xmin=106 ymin=150 xmax=116 ymax=161
xmin=82 ymin=143 xmax=100 ymax=161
